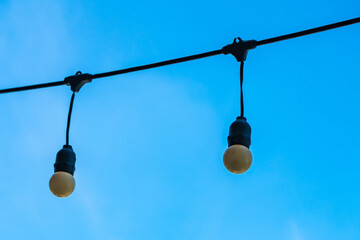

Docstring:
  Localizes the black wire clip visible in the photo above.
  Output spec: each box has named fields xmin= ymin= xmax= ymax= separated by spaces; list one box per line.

xmin=222 ymin=38 xmax=257 ymax=62
xmin=64 ymin=71 xmax=93 ymax=92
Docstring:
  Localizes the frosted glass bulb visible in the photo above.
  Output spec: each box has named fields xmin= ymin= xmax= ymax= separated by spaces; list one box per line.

xmin=223 ymin=144 xmax=252 ymax=174
xmin=49 ymin=171 xmax=75 ymax=197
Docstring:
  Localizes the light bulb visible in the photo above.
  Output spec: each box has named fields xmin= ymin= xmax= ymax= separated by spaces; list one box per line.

xmin=223 ymin=144 xmax=252 ymax=174
xmin=49 ymin=171 xmax=75 ymax=197
xmin=50 ymin=145 xmax=76 ymax=197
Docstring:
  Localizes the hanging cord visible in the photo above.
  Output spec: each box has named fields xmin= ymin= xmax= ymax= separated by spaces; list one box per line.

xmin=240 ymin=61 xmax=245 ymax=117
xmin=66 ymin=92 xmax=76 ymax=146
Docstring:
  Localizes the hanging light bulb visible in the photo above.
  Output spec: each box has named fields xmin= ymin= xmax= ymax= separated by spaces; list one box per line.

xmin=49 ymin=89 xmax=79 ymax=198
xmin=49 ymin=145 xmax=76 ymax=197
xmin=222 ymin=58 xmax=253 ymax=174
xmin=223 ymin=117 xmax=252 ymax=174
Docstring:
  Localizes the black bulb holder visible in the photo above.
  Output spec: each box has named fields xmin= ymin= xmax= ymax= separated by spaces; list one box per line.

xmin=227 ymin=117 xmax=251 ymax=148
xmin=54 ymin=145 xmax=76 ymax=175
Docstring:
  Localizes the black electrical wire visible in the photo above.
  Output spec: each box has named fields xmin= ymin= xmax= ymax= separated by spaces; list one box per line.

xmin=256 ymin=17 xmax=360 ymax=46
xmin=92 ymin=50 xmax=223 ymax=79
xmin=240 ymin=61 xmax=244 ymax=118
xmin=0 ymin=81 xmax=65 ymax=94
xmin=0 ymin=17 xmax=358 ymax=95
xmin=66 ymin=92 xmax=75 ymax=146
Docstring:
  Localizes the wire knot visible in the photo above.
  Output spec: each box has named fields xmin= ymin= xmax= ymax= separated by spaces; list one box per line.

xmin=64 ymin=71 xmax=93 ymax=92
xmin=222 ymin=38 xmax=257 ymax=62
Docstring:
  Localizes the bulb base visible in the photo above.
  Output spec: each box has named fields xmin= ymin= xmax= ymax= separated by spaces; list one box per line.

xmin=227 ymin=117 xmax=251 ymax=148
xmin=54 ymin=145 xmax=76 ymax=175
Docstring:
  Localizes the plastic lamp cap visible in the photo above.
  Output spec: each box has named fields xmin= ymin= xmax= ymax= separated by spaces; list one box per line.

xmin=54 ymin=145 xmax=76 ymax=175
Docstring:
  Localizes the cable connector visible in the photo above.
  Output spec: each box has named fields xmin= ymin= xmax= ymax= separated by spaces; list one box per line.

xmin=64 ymin=71 xmax=93 ymax=92
xmin=222 ymin=38 xmax=257 ymax=62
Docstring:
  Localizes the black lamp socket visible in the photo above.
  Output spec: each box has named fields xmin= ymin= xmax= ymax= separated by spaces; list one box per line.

xmin=227 ymin=117 xmax=251 ymax=148
xmin=54 ymin=145 xmax=76 ymax=175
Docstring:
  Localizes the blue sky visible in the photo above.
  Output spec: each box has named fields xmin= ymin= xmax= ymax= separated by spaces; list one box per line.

xmin=0 ymin=0 xmax=359 ymax=239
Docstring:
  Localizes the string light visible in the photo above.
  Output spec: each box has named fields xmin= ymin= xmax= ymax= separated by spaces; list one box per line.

xmin=0 ymin=17 xmax=359 ymax=197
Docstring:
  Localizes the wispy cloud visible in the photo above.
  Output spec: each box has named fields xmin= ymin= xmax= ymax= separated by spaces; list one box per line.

xmin=289 ymin=221 xmax=306 ymax=240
